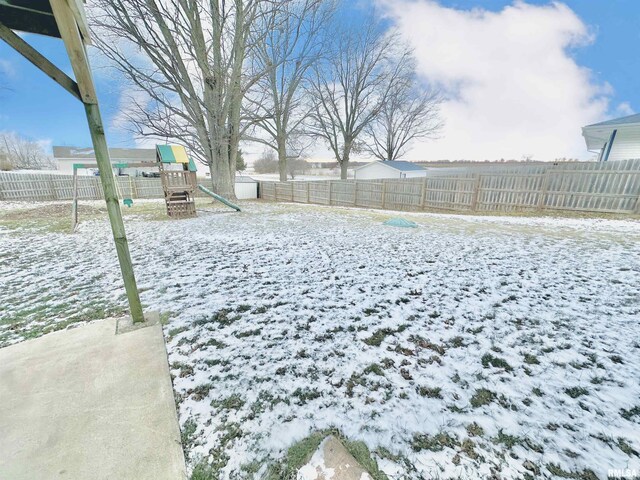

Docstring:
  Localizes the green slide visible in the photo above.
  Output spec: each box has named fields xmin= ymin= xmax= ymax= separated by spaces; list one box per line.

xmin=198 ymin=184 xmax=242 ymax=212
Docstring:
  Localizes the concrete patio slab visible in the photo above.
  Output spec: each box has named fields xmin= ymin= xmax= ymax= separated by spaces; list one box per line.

xmin=0 ymin=317 xmax=186 ymax=480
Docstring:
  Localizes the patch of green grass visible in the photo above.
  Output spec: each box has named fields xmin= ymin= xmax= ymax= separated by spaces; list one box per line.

xmin=235 ymin=328 xmax=262 ymax=338
xmin=211 ymin=393 xmax=245 ymax=411
xmin=340 ymin=437 xmax=389 ymax=480
xmin=565 ymin=386 xmax=589 ymax=399
xmin=620 ymin=405 xmax=640 ymax=421
xmin=523 ymin=353 xmax=540 ymax=365
xmin=493 ymin=430 xmax=520 ymax=449
xmin=411 ymin=432 xmax=459 ymax=452
xmin=291 ymin=387 xmax=321 ymax=405
xmin=190 ymin=460 xmax=216 ymax=480
xmin=409 ymin=335 xmax=446 ymax=355
xmin=460 ymin=438 xmax=482 ymax=461
xmin=363 ymin=363 xmax=385 ymax=376
xmin=546 ymin=463 xmax=598 ymax=480
xmin=266 ymin=431 xmax=326 ymax=479
xmin=180 ymin=417 xmax=198 ymax=458
xmin=617 ymin=438 xmax=639 ymax=457
xmin=481 ymin=353 xmax=513 ymax=371
xmin=416 ymin=386 xmax=442 ymax=399
xmin=466 ymin=422 xmax=484 ymax=437
xmin=167 ymin=325 xmax=188 ymax=338
xmin=470 ymin=388 xmax=496 ymax=408
xmin=363 ymin=328 xmax=395 ymax=347
xmin=190 ymin=383 xmax=213 ymax=401
xmin=532 ymin=387 xmax=544 ymax=397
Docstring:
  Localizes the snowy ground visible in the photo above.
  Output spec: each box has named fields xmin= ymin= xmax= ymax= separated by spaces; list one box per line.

xmin=1 ymin=200 xmax=639 ymax=479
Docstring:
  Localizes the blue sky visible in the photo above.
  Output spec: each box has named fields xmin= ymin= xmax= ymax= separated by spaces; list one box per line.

xmin=0 ymin=0 xmax=637 ymax=159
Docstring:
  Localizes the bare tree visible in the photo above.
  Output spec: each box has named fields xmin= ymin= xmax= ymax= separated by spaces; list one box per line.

xmin=0 ymin=131 xmax=54 ymax=170
xmin=307 ymin=19 xmax=408 ymax=179
xmin=90 ymin=0 xmax=281 ymax=198
xmin=363 ymin=59 xmax=442 ymax=161
xmin=245 ymin=0 xmax=332 ymax=181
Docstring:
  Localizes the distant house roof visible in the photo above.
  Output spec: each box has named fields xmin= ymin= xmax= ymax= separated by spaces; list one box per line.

xmin=582 ymin=113 xmax=640 ymax=152
xmin=235 ymin=175 xmax=257 ymax=183
xmin=584 ymin=113 xmax=640 ymax=129
xmin=356 ymin=160 xmax=426 ymax=172
xmin=53 ymin=146 xmax=156 ymax=161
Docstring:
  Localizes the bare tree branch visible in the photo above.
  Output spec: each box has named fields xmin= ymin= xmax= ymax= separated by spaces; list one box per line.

xmin=89 ymin=0 xmax=282 ymax=198
xmin=306 ymin=18 xmax=405 ymax=179
xmin=245 ymin=0 xmax=333 ymax=181
xmin=363 ymin=54 xmax=443 ymax=161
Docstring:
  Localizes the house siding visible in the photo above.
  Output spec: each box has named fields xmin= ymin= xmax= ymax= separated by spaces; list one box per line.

xmin=607 ymin=128 xmax=640 ymax=162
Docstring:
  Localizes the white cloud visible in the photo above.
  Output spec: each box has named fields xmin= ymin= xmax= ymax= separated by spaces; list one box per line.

xmin=379 ymin=0 xmax=615 ymax=161
xmin=0 ymin=59 xmax=16 ymax=78
xmin=615 ymin=102 xmax=634 ymax=117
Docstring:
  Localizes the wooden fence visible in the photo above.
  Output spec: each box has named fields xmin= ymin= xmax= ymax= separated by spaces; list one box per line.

xmin=259 ymin=159 xmax=640 ymax=214
xmin=0 ymin=172 xmax=258 ymax=201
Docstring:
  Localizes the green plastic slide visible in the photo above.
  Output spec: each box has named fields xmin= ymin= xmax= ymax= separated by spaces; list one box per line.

xmin=198 ymin=184 xmax=242 ymax=212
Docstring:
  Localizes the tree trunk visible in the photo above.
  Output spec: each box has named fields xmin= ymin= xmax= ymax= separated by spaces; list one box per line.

xmin=278 ymin=139 xmax=288 ymax=181
xmin=208 ymin=159 xmax=236 ymax=200
xmin=340 ymin=142 xmax=351 ymax=180
xmin=340 ymin=161 xmax=349 ymax=180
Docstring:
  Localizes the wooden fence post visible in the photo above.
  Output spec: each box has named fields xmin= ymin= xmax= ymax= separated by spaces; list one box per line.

xmin=420 ymin=178 xmax=427 ymax=209
xmin=0 ymin=174 xmax=5 ymax=200
xmin=470 ymin=174 xmax=480 ymax=211
xmin=538 ymin=170 xmax=551 ymax=210
xmin=48 ymin=175 xmax=58 ymax=200
xmin=327 ymin=181 xmax=332 ymax=205
xmin=130 ymin=176 xmax=138 ymax=199
xmin=353 ymin=181 xmax=358 ymax=206
xmin=381 ymin=181 xmax=387 ymax=209
xmin=306 ymin=182 xmax=310 ymax=203
xmin=275 ymin=182 xmax=279 ymax=202
xmin=71 ymin=168 xmax=79 ymax=231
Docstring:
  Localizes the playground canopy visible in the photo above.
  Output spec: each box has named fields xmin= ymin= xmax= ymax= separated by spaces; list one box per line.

xmin=0 ymin=0 xmax=145 ymax=323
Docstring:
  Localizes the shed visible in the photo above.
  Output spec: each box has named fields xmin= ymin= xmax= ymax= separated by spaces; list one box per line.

xmin=582 ymin=113 xmax=640 ymax=162
xmin=354 ymin=160 xmax=427 ymax=180
xmin=234 ymin=175 xmax=258 ymax=199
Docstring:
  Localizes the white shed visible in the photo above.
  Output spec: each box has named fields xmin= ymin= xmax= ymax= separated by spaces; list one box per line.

xmin=582 ymin=113 xmax=640 ymax=162
xmin=354 ymin=160 xmax=427 ymax=180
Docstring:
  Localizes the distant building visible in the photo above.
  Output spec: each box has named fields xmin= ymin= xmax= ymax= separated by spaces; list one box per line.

xmin=354 ymin=160 xmax=427 ymax=180
xmin=582 ymin=113 xmax=640 ymax=162
xmin=53 ymin=146 xmax=156 ymax=175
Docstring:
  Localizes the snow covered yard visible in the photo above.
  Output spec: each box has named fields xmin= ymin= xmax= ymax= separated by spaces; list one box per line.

xmin=1 ymin=200 xmax=639 ymax=479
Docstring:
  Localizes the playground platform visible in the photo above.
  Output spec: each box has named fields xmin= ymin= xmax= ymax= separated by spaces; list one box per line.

xmin=0 ymin=315 xmax=186 ymax=480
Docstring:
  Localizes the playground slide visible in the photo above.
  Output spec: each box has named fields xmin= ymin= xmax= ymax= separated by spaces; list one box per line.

xmin=197 ymin=184 xmax=242 ymax=212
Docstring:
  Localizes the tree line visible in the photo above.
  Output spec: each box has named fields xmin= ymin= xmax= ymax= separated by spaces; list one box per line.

xmin=90 ymin=0 xmax=442 ymax=198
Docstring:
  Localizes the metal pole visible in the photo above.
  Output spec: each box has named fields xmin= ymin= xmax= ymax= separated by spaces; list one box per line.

xmin=84 ymin=103 xmax=144 ymax=323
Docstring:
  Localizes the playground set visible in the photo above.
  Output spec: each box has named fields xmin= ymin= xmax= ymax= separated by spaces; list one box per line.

xmin=71 ymin=144 xmax=240 ymax=230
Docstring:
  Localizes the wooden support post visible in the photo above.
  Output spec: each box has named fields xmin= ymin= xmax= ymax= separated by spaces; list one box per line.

xmin=49 ymin=176 xmax=58 ymax=200
xmin=84 ymin=103 xmax=144 ymax=323
xmin=381 ymin=181 xmax=387 ymax=209
xmin=470 ymin=174 xmax=480 ymax=211
xmin=0 ymin=22 xmax=82 ymax=101
xmin=538 ymin=170 xmax=551 ymax=210
xmin=420 ymin=178 xmax=427 ymax=209
xmin=71 ymin=168 xmax=79 ymax=232
xmin=353 ymin=182 xmax=358 ymax=206
xmin=306 ymin=182 xmax=310 ymax=203
xmin=328 ymin=181 xmax=332 ymax=205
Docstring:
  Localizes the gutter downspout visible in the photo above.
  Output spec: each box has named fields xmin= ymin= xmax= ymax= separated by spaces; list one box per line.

xmin=602 ymin=129 xmax=617 ymax=162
